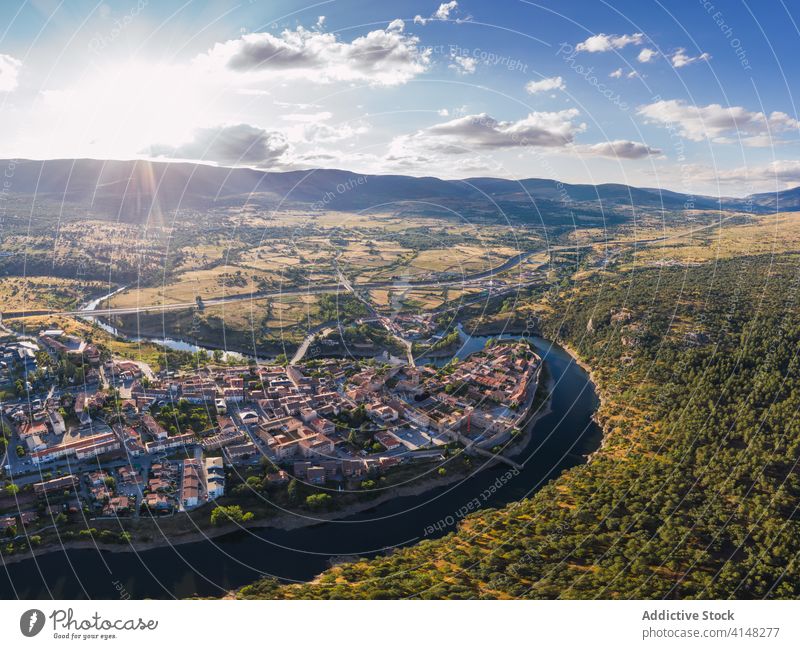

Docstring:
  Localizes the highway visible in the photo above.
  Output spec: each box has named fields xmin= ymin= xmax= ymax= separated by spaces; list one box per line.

xmin=0 ymin=215 xmax=739 ymax=322
xmin=1 ymin=249 xmax=543 ymax=320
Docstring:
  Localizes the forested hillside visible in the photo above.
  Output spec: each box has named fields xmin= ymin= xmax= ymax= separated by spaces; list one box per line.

xmin=237 ymin=254 xmax=800 ymax=599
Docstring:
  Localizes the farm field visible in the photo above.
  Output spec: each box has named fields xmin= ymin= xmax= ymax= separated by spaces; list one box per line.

xmin=0 ymin=276 xmax=108 ymax=312
xmin=107 ymin=266 xmax=269 ymax=308
xmin=629 ymin=213 xmax=800 ymax=266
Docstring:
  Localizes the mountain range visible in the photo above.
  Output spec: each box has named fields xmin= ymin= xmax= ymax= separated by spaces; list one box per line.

xmin=0 ymin=158 xmax=792 ymax=220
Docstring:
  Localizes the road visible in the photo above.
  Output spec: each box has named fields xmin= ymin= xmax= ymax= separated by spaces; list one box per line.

xmin=335 ymin=261 xmax=416 ymax=366
xmin=0 ymin=216 xmax=740 ymax=322
xmin=0 ymin=248 xmax=543 ymax=320
xmin=290 ymin=324 xmax=336 ymax=364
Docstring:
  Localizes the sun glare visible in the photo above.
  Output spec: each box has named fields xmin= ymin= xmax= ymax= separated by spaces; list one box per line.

xmin=37 ymin=60 xmax=212 ymax=159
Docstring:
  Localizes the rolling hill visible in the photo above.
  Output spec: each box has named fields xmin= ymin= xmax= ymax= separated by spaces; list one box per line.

xmin=0 ymin=158 xmax=785 ymax=221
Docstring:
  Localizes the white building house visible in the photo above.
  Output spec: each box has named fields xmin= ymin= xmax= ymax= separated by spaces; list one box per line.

xmin=205 ymin=457 xmax=225 ymax=499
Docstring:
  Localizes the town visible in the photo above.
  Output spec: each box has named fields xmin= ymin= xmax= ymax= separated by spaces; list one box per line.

xmin=0 ymin=326 xmax=540 ymax=546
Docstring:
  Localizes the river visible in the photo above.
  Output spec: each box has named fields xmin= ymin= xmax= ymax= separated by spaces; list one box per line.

xmin=80 ymin=286 xmax=254 ymax=361
xmin=0 ymin=334 xmax=600 ymax=599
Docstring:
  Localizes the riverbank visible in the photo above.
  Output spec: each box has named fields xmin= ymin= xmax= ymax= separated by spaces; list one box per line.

xmin=511 ymin=363 xmax=555 ymax=455
xmin=0 ymin=449 xmax=522 ymax=566
xmin=93 ymin=316 xmax=289 ymax=359
xmin=555 ymin=340 xmax=608 ymax=463
xmin=462 ymin=318 xmax=530 ymax=337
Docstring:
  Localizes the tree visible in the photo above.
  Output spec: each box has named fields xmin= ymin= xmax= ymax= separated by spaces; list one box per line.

xmin=237 ymin=576 xmax=282 ymax=599
xmin=210 ymin=505 xmax=254 ymax=526
xmin=305 ymin=493 xmax=333 ymax=511
xmin=4 ymin=483 xmax=20 ymax=497
xmin=287 ymin=478 xmax=304 ymax=505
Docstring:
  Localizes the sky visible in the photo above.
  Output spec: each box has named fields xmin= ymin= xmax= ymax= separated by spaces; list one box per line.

xmin=1 ymin=0 xmax=799 ymax=196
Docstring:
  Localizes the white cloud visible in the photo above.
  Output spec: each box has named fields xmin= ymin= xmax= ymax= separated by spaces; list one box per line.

xmin=278 ymin=111 xmax=370 ymax=143
xmin=670 ymin=48 xmax=711 ymax=68
xmin=739 ymin=135 xmax=783 ymax=147
xmin=387 ymin=18 xmax=405 ymax=32
xmin=0 ymin=54 xmax=22 ymax=92
xmin=637 ymin=47 xmax=657 ymax=63
xmin=609 ymin=68 xmax=623 ymax=79
xmin=389 ymin=110 xmax=587 ymax=159
xmin=281 ymin=111 xmax=333 ymax=123
xmin=198 ymin=24 xmax=430 ymax=86
xmin=427 ymin=110 xmax=585 ymax=148
xmin=727 ymin=160 xmax=800 ymax=184
xmin=710 ymin=135 xmax=789 ymax=148
xmin=682 ymin=160 xmax=800 ymax=189
xmin=315 ymin=16 xmax=326 ymax=29
xmin=435 ymin=1 xmax=459 ymax=20
xmin=637 ymin=99 xmax=800 ymax=144
xmin=437 ymin=108 xmax=449 ymax=116
xmin=415 ymin=1 xmax=462 ymax=25
xmin=384 ymin=111 xmax=659 ymax=173
xmin=148 ymin=123 xmax=289 ymax=166
xmin=575 ymin=33 xmax=643 ymax=53
xmin=757 ymin=160 xmax=800 ymax=181
xmin=581 ymin=139 xmax=662 ymax=159
xmin=294 ymin=120 xmax=369 ymax=144
xmin=525 ymin=76 xmax=565 ymax=94
xmin=273 ymin=100 xmax=322 ymax=110
xmin=300 ymin=121 xmax=369 ymax=144
xmin=450 ymin=55 xmax=477 ymax=74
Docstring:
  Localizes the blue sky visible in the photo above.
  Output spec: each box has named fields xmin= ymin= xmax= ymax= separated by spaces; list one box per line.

xmin=0 ymin=0 xmax=798 ymax=195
